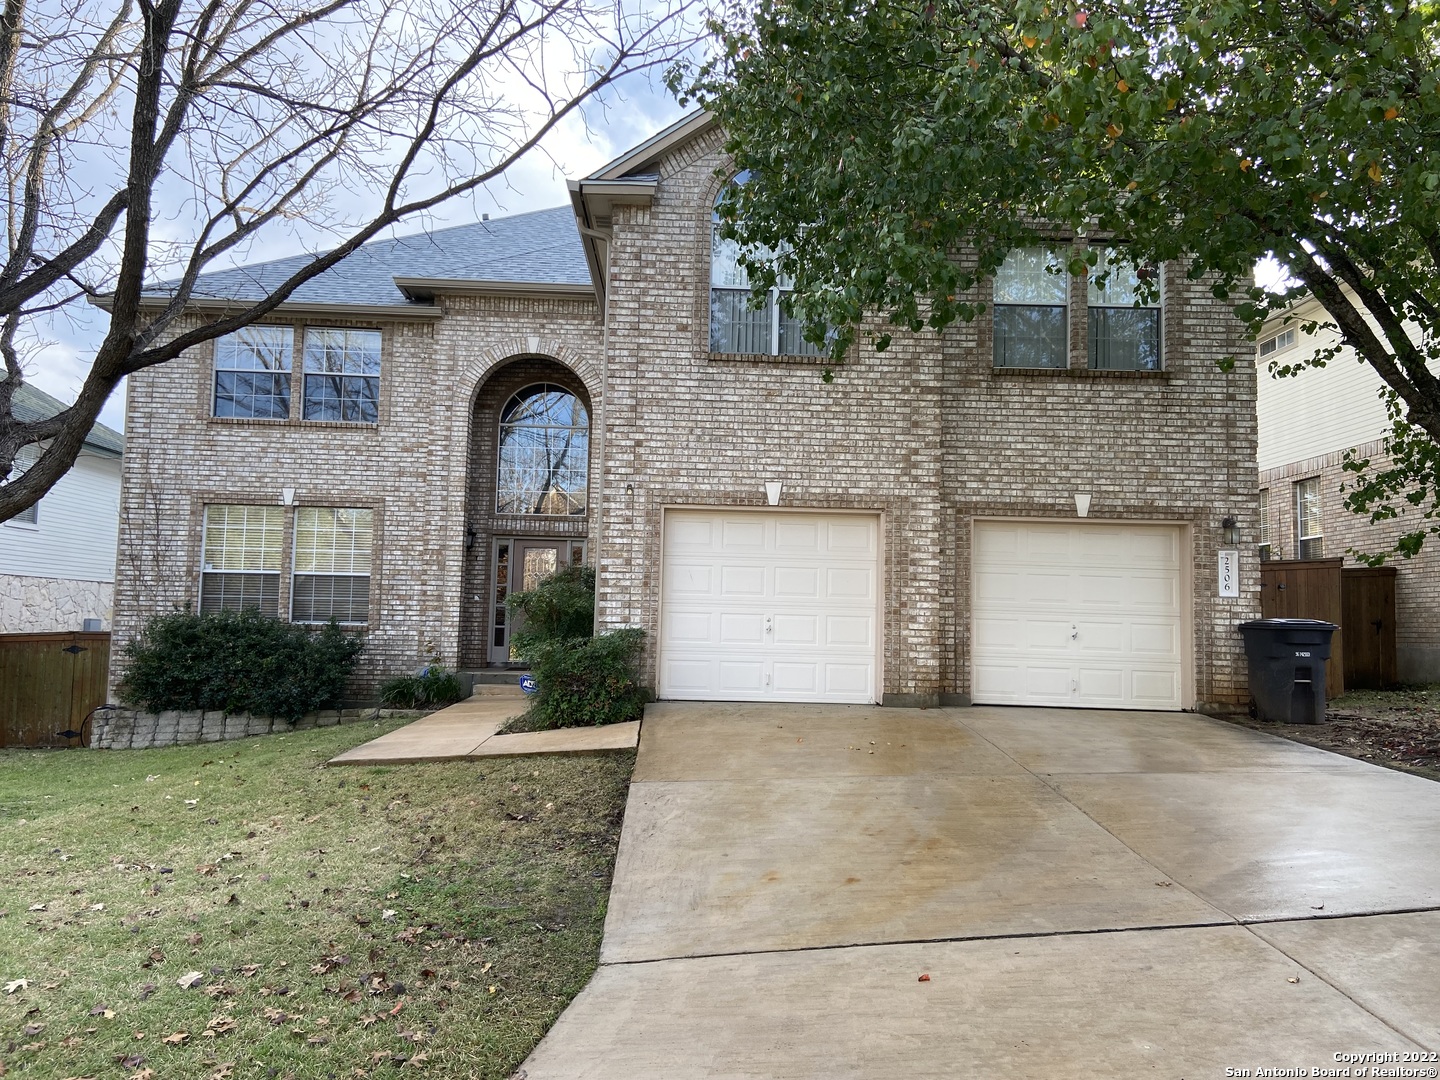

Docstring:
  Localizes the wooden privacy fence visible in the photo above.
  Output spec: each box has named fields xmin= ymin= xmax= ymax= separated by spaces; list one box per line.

xmin=0 ymin=632 xmax=111 ymax=748
xmin=1258 ymin=559 xmax=1399 ymax=696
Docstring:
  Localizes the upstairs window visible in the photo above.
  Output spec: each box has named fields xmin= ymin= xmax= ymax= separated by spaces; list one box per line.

xmin=1259 ymin=328 xmax=1296 ymax=357
xmin=710 ymin=174 xmax=822 ymax=357
xmin=4 ymin=444 xmax=40 ymax=525
xmin=993 ymin=247 xmax=1068 ymax=369
xmin=1295 ymin=478 xmax=1323 ymax=559
xmin=200 ymin=504 xmax=283 ymax=616
xmin=496 ymin=385 xmax=589 ymax=516
xmin=213 ymin=325 xmax=292 ymax=419
xmin=1087 ymin=248 xmax=1161 ymax=371
xmin=303 ymin=328 xmax=381 ymax=423
xmin=292 ymin=507 xmax=373 ymax=624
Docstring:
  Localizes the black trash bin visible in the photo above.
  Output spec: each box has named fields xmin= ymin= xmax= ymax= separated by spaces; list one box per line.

xmin=1238 ymin=618 xmax=1339 ymax=725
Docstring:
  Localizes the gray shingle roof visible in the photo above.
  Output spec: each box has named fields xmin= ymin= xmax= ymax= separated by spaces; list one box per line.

xmin=154 ymin=205 xmax=590 ymax=307
xmin=10 ymin=381 xmax=125 ymax=456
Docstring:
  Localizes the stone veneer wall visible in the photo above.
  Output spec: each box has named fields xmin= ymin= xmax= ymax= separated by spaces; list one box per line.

xmin=1262 ymin=440 xmax=1440 ymax=683
xmin=0 ymin=574 xmax=112 ymax=633
xmin=593 ymin=125 xmax=1260 ymax=708
xmin=91 ymin=705 xmax=416 ymax=750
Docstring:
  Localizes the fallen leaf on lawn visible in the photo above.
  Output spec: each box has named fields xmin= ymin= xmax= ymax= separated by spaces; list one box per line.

xmin=161 ymin=1031 xmax=189 ymax=1045
xmin=137 ymin=983 xmax=157 ymax=1000
xmin=480 ymin=962 xmax=492 ymax=974
xmin=917 ymin=974 xmax=931 ymax=982
xmin=358 ymin=1015 xmax=379 ymax=1027
xmin=204 ymin=1015 xmax=237 ymax=1036
xmin=90 ymin=903 xmax=105 ymax=912
xmin=388 ymin=999 xmax=404 ymax=1016
xmin=405 ymin=1053 xmax=428 ymax=1067
xmin=131 ymin=1070 xmax=155 ymax=1080
xmin=118 ymin=1053 xmax=146 ymax=1069
xmin=27 ymin=903 xmax=46 ymax=912
xmin=4 ymin=979 xmax=28 ymax=993
xmin=263 ymin=1007 xmax=289 ymax=1025
xmin=487 ymin=985 xmax=498 ymax=995
xmin=22 ymin=1023 xmax=44 ymax=1035
xmin=196 ymin=864 xmax=217 ymax=876
xmin=381 ymin=910 xmax=397 ymax=921
xmin=209 ymin=1065 xmax=234 ymax=1080
xmin=306 ymin=1036 xmax=329 ymax=1046
xmin=187 ymin=933 xmax=204 ymax=946
xmin=236 ymin=964 xmax=261 ymax=977
xmin=20 ymin=1043 xmax=45 ymax=1052
xmin=177 ymin=971 xmax=204 ymax=989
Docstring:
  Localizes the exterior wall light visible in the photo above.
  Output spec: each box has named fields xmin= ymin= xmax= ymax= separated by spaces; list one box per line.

xmin=465 ymin=526 xmax=476 ymax=552
xmin=1221 ymin=516 xmax=1241 ymax=545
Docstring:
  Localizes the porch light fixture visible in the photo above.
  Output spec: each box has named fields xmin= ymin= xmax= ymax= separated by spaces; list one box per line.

xmin=465 ymin=526 xmax=477 ymax=552
xmin=1221 ymin=516 xmax=1241 ymax=545
xmin=765 ymin=481 xmax=783 ymax=506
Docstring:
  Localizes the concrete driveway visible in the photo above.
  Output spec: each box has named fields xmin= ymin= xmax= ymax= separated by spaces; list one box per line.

xmin=518 ymin=704 xmax=1440 ymax=1078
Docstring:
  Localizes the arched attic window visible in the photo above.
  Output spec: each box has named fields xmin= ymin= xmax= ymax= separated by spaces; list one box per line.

xmin=496 ymin=384 xmax=589 ymax=516
xmin=710 ymin=171 xmax=823 ymax=357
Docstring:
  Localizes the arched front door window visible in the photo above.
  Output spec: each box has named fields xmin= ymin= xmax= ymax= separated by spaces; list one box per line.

xmin=496 ymin=384 xmax=589 ymax=515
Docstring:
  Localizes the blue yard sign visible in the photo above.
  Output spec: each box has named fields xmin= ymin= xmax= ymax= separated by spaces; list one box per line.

xmin=519 ymin=674 xmax=539 ymax=695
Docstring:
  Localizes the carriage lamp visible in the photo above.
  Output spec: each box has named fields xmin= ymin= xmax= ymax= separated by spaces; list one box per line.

xmin=1221 ymin=516 xmax=1241 ymax=545
xmin=465 ymin=526 xmax=477 ymax=552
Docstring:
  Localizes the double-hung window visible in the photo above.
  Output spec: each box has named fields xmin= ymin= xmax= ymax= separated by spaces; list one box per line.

xmin=1259 ymin=328 xmax=1296 ymax=357
xmin=200 ymin=505 xmax=284 ymax=615
xmin=1087 ymin=248 xmax=1161 ymax=370
xmin=291 ymin=507 xmax=373 ymax=624
xmin=4 ymin=444 xmax=40 ymax=525
xmin=213 ymin=326 xmax=292 ymax=418
xmin=302 ymin=329 xmax=381 ymax=422
xmin=1258 ymin=489 xmax=1271 ymax=560
xmin=993 ymin=247 xmax=1068 ymax=368
xmin=710 ymin=175 xmax=821 ymax=357
xmin=1295 ymin=478 xmax=1323 ymax=559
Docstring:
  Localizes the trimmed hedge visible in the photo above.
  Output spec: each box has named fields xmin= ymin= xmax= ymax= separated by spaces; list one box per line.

xmin=378 ymin=665 xmax=466 ymax=710
xmin=118 ymin=608 xmax=364 ymax=723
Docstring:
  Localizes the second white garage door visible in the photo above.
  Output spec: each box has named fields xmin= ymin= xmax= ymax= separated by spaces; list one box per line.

xmin=971 ymin=521 xmax=1188 ymax=710
xmin=659 ymin=510 xmax=880 ymax=703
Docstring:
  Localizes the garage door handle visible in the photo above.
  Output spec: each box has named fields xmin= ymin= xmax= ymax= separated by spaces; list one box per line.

xmin=1070 ymin=625 xmax=1078 ymax=640
xmin=765 ymin=617 xmax=773 ymax=634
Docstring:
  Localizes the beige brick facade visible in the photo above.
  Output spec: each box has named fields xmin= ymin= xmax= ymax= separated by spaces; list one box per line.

xmin=1261 ymin=442 xmax=1440 ymax=682
xmin=113 ymin=121 xmax=1261 ymax=708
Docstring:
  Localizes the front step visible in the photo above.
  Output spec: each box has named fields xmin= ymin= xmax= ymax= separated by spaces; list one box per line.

xmin=458 ymin=670 xmax=531 ymax=698
xmin=471 ymin=683 xmax=527 ymax=699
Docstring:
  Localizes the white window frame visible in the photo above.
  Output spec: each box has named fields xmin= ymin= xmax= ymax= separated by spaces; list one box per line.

xmin=212 ymin=324 xmax=294 ymax=420
xmin=1086 ymin=247 xmax=1163 ymax=371
xmin=301 ymin=327 xmax=382 ymax=424
xmin=992 ymin=246 xmax=1070 ymax=369
xmin=1259 ymin=327 xmax=1297 ymax=357
xmin=495 ymin=384 xmax=590 ymax=517
xmin=198 ymin=504 xmax=285 ymax=616
xmin=290 ymin=506 xmax=373 ymax=626
xmin=1295 ymin=478 xmax=1323 ymax=559
xmin=1258 ymin=489 xmax=1271 ymax=558
xmin=3 ymin=444 xmax=40 ymax=527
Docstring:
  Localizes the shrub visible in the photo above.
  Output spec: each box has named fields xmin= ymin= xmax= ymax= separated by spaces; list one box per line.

xmin=523 ymin=628 xmax=650 ymax=728
xmin=378 ymin=665 xmax=466 ymax=710
xmin=118 ymin=608 xmax=364 ymax=723
xmin=507 ymin=564 xmax=595 ymax=656
xmin=505 ymin=565 xmax=648 ymax=728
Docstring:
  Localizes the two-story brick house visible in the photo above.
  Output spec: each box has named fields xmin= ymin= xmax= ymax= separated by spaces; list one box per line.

xmin=112 ymin=112 xmax=1260 ymax=711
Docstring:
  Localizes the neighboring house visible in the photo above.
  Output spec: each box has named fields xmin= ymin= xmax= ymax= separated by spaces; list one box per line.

xmin=1 ymin=382 xmax=125 ymax=632
xmin=110 ymin=112 xmax=1259 ymax=711
xmin=1255 ymin=299 xmax=1440 ymax=682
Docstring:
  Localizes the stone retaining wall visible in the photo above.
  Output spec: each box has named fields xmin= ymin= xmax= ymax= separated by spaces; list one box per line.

xmin=91 ymin=705 xmax=416 ymax=750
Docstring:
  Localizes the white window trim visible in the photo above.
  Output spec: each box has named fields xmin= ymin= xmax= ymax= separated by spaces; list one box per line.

xmin=197 ymin=504 xmax=284 ymax=616
xmin=289 ymin=506 xmax=373 ymax=626
xmin=1295 ymin=478 xmax=1323 ymax=556
xmin=1259 ymin=327 xmax=1297 ymax=357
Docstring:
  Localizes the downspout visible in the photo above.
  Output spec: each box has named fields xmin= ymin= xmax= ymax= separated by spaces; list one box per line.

xmin=580 ymin=218 xmax=612 ymax=637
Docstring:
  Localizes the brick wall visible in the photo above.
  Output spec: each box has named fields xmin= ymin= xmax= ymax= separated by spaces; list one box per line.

xmin=114 ymin=123 xmax=1260 ymax=709
xmin=1262 ymin=441 xmax=1440 ymax=682
xmin=594 ymin=127 xmax=1260 ymax=707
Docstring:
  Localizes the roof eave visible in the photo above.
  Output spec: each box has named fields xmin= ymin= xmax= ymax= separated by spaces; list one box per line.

xmin=588 ymin=110 xmax=716 ymax=180
xmin=393 ymin=276 xmax=595 ymax=302
xmin=96 ymin=295 xmax=444 ymax=320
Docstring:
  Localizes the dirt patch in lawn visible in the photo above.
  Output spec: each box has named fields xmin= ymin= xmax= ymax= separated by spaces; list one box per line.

xmin=1221 ymin=684 xmax=1440 ymax=783
xmin=0 ymin=718 xmax=634 ymax=1079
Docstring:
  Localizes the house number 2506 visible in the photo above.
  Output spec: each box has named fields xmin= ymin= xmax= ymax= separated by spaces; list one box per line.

xmin=1217 ymin=549 xmax=1240 ymax=598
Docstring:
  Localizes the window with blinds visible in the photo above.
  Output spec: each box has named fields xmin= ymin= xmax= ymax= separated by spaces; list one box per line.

xmin=200 ymin=505 xmax=284 ymax=615
xmin=292 ymin=507 xmax=373 ymax=624
xmin=1295 ymin=478 xmax=1323 ymax=559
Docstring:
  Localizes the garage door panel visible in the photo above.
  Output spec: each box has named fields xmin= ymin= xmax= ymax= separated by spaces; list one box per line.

xmin=774 ymin=566 xmax=820 ymax=598
xmin=718 ymin=612 xmax=765 ymax=645
xmin=661 ymin=511 xmax=879 ymax=704
xmin=720 ymin=565 xmax=766 ymax=597
xmin=773 ymin=614 xmax=819 ymax=646
xmin=973 ymin=521 xmax=1186 ymax=710
xmin=721 ymin=519 xmax=766 ymax=551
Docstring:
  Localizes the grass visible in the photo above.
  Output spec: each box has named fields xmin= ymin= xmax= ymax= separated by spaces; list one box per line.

xmin=0 ymin=718 xmax=635 ymax=1079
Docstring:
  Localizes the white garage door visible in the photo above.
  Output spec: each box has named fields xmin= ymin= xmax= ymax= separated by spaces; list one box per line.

xmin=659 ymin=510 xmax=880 ymax=703
xmin=972 ymin=521 xmax=1187 ymax=710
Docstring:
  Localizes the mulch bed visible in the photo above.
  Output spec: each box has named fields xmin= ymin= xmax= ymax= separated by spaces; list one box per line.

xmin=1220 ymin=684 xmax=1440 ymax=782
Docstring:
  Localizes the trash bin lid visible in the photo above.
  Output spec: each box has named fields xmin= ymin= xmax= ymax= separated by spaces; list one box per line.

xmin=1238 ymin=618 xmax=1339 ymax=631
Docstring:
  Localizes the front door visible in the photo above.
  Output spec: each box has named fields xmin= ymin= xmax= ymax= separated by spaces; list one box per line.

xmin=488 ymin=539 xmax=581 ymax=664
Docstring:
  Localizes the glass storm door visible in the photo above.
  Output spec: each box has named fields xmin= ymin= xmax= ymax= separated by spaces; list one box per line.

xmin=488 ymin=539 xmax=582 ymax=664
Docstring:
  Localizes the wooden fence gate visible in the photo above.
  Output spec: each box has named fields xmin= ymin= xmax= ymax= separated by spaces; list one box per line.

xmin=1259 ymin=558 xmax=1345 ymax=699
xmin=0 ymin=632 xmax=111 ymax=748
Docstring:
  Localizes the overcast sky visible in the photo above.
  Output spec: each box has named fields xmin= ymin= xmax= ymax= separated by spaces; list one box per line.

xmin=27 ymin=72 xmax=688 ymax=436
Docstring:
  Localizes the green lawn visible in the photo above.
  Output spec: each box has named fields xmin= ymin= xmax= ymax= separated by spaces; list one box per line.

xmin=0 ymin=719 xmax=634 ymax=1078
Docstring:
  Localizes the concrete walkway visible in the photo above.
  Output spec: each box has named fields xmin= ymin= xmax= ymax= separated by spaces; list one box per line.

xmin=326 ymin=687 xmax=639 ymax=765
xmin=518 ymin=703 xmax=1440 ymax=1078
